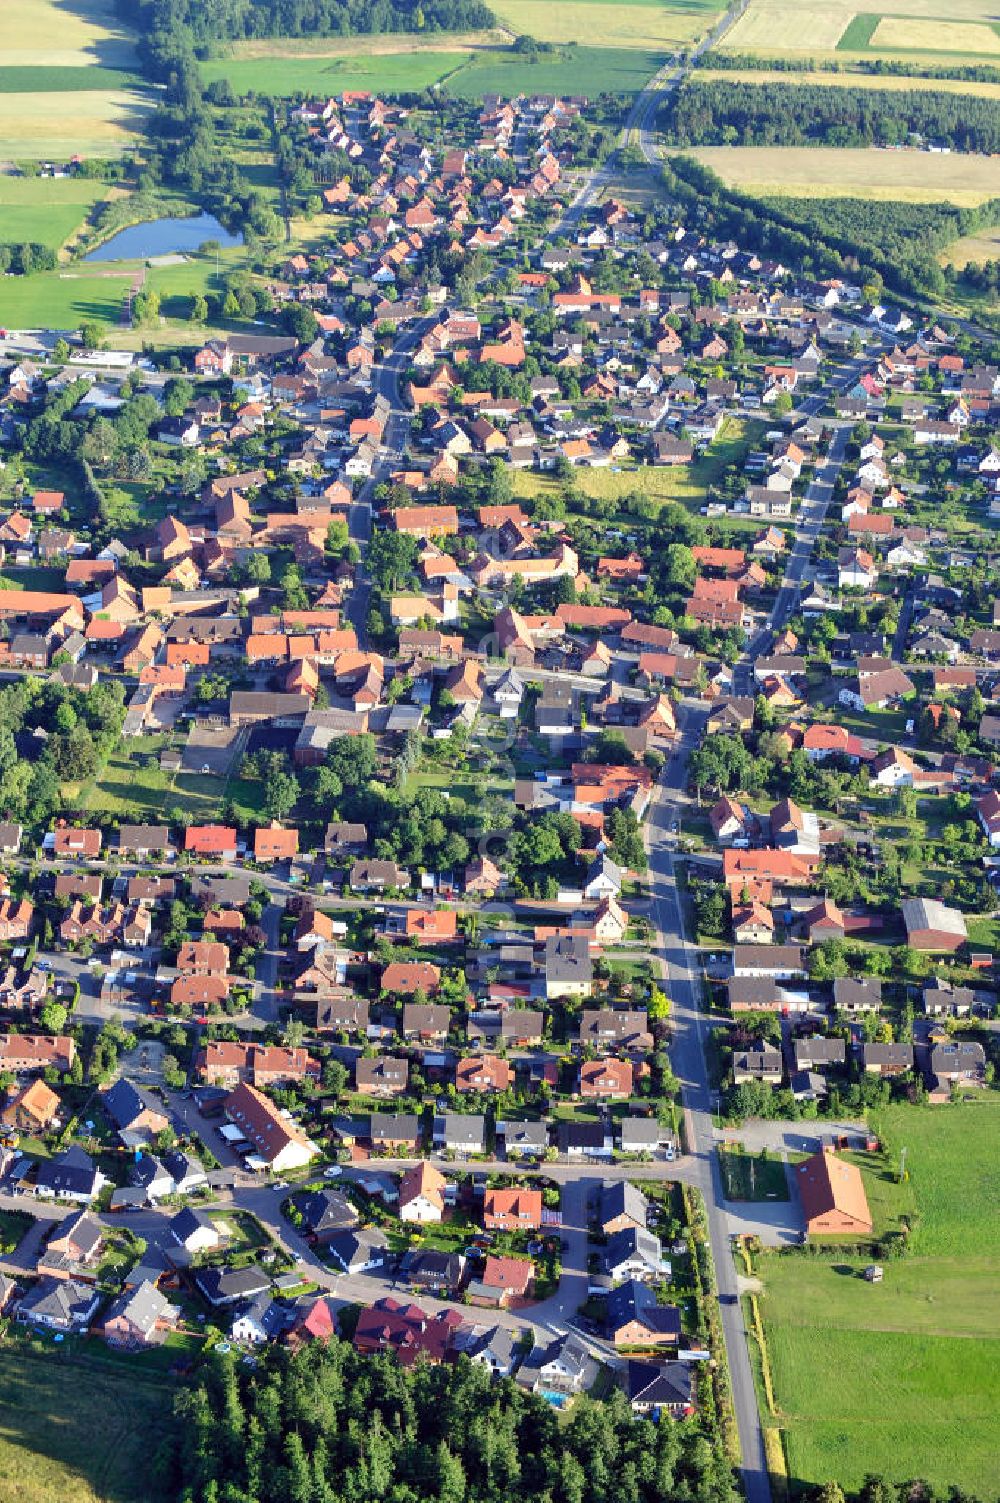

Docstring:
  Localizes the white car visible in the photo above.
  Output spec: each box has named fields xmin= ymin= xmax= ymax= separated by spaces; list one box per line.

xmin=323 ymin=1166 xmax=342 ymax=1180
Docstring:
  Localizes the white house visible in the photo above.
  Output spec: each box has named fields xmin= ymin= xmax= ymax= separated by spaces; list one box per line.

xmin=976 ymin=789 xmax=1000 ymax=848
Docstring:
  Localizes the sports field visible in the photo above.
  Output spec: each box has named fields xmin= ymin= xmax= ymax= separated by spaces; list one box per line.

xmin=495 ymin=0 xmax=723 ymax=48
xmin=686 ymin=145 xmax=1000 ymax=205
xmin=719 ymin=0 xmax=1000 ymax=62
xmin=0 ymin=266 xmax=132 ymax=330
xmin=0 ymin=177 xmax=107 ymax=253
xmin=758 ymin=1098 xmax=1000 ymax=1496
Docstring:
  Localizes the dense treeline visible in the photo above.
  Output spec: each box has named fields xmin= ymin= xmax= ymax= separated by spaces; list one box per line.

xmin=120 ymin=0 xmax=492 ymax=75
xmin=698 ymin=49 xmax=1000 ymax=85
xmin=667 ymin=79 xmax=1000 ymax=153
xmin=0 ymin=242 xmax=57 ymax=275
xmin=659 ymin=154 xmax=1000 ymax=302
xmin=159 ymin=1342 xmax=739 ymax=1503
xmin=958 ymin=259 xmax=1000 ymax=299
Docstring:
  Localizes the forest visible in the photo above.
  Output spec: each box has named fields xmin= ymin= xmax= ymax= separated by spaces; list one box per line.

xmin=120 ymin=0 xmax=493 ymax=69
xmin=666 ymin=79 xmax=1000 ymax=154
xmin=159 ymin=1342 xmax=740 ymax=1503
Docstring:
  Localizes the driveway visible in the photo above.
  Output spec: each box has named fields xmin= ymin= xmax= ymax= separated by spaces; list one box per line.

xmin=719 ymin=1119 xmax=867 ymax=1156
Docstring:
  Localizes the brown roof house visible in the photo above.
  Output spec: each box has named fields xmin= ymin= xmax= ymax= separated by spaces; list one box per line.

xmin=399 ymin=1162 xmax=447 ymax=1224
xmin=796 ymin=1148 xmax=872 ymax=1237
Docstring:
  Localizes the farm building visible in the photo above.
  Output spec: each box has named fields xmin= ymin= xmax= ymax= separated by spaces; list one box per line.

xmin=901 ymin=898 xmax=967 ymax=953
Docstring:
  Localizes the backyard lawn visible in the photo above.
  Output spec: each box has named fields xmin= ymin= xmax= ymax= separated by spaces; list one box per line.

xmin=757 ymin=1098 xmax=1000 ymax=1496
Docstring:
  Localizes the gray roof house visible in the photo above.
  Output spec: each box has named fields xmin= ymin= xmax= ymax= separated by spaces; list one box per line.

xmin=325 ymin=1227 xmax=390 ymax=1275
xmin=496 ymin=1119 xmax=548 ymax=1157
xmin=544 ymin=933 xmax=593 ymax=998
xmin=600 ymin=1227 xmax=669 ymax=1283
xmin=433 ymin=1112 xmax=486 ymax=1155
xmin=195 ymin=1264 xmax=271 ymax=1307
xmin=618 ymin=1117 xmax=667 ymax=1155
xmin=17 ymin=1276 xmax=100 ymax=1332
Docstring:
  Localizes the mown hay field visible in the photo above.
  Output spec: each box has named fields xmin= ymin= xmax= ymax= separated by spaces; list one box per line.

xmin=686 ymin=145 xmax=1000 ymax=205
xmin=939 ymin=228 xmax=1000 ymax=268
xmin=495 ymin=0 xmax=723 ymax=48
xmin=0 ymin=88 xmax=150 ymax=160
xmin=2 ymin=0 xmax=136 ymax=69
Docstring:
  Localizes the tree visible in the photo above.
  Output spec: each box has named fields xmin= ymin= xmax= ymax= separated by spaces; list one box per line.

xmin=190 ymin=293 xmax=209 ymax=323
xmin=321 ymin=1057 xmax=348 ymax=1096
xmin=132 ymin=288 xmax=161 ymax=328
xmin=164 ymin=377 xmax=194 ymax=416
xmin=280 ymin=564 xmax=309 ymax=612
xmin=264 ymin=770 xmax=300 ymax=822
xmin=53 ymin=338 xmax=70 ymax=363
xmin=39 ymin=1000 xmax=67 ymax=1033
xmin=79 ymin=320 xmax=106 ymax=350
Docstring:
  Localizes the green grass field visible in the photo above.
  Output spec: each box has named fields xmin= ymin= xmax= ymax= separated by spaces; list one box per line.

xmin=0 ymin=266 xmax=132 ymax=330
xmin=201 ymin=50 xmax=468 ymax=96
xmin=0 ymin=1347 xmax=171 ymax=1503
xmin=0 ymin=177 xmax=108 ymax=253
xmin=0 ymin=66 xmax=134 ymax=92
xmin=758 ymin=1098 xmax=1000 ymax=1496
xmin=202 ymin=39 xmax=674 ymax=99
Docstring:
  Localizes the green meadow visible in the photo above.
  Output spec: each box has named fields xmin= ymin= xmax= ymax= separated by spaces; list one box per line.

xmin=758 ymin=1098 xmax=1000 ymax=1496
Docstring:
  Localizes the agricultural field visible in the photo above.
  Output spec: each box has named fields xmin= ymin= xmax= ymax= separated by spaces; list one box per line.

xmin=494 ymin=0 xmax=723 ymax=49
xmin=202 ymin=40 xmax=676 ymax=99
xmin=448 ymin=45 xmax=674 ymax=96
xmin=0 ymin=88 xmax=150 ymax=162
xmin=2 ymin=0 xmax=136 ymax=70
xmin=718 ymin=0 xmax=1000 ymax=62
xmin=0 ymin=177 xmax=108 ymax=254
xmin=200 ymin=49 xmax=468 ymax=98
xmin=685 ymin=145 xmax=1000 ymax=205
xmin=0 ymin=1347 xmax=171 ymax=1503
xmin=0 ymin=0 xmax=148 ymax=160
xmin=757 ymin=1098 xmax=1000 ymax=1497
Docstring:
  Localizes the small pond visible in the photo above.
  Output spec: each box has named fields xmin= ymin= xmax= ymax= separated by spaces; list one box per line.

xmin=84 ymin=212 xmax=243 ymax=263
